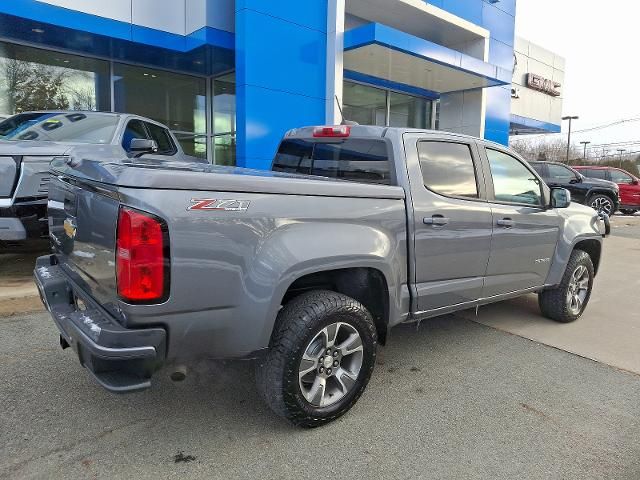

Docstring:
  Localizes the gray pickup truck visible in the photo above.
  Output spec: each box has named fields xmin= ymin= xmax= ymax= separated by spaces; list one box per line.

xmin=0 ymin=111 xmax=198 ymax=245
xmin=34 ymin=125 xmax=610 ymax=427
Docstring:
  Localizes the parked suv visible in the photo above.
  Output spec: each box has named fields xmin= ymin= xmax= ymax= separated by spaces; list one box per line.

xmin=529 ymin=161 xmax=619 ymax=216
xmin=35 ymin=126 xmax=609 ymax=427
xmin=0 ymin=111 xmax=199 ymax=246
xmin=574 ymin=166 xmax=640 ymax=215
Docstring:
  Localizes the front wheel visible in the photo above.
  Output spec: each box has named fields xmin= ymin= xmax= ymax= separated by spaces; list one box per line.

xmin=589 ymin=194 xmax=615 ymax=216
xmin=256 ymin=290 xmax=377 ymax=428
xmin=538 ymin=250 xmax=594 ymax=323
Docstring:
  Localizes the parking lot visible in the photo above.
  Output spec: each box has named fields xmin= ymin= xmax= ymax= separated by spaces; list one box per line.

xmin=1 ymin=217 xmax=639 ymax=480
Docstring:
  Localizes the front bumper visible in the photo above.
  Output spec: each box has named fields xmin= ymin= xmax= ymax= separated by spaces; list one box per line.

xmin=0 ymin=199 xmax=48 ymax=241
xmin=0 ymin=217 xmax=27 ymax=241
xmin=34 ymin=255 xmax=167 ymax=393
xmin=598 ymin=213 xmax=611 ymax=237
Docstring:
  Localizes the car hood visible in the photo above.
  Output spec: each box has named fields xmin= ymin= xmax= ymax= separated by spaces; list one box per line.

xmin=0 ymin=140 xmax=76 ymax=156
xmin=582 ymin=176 xmax=619 ymax=190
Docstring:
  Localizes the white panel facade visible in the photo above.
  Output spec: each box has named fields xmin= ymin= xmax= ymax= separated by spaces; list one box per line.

xmin=512 ymin=36 xmax=564 ymax=127
xmin=36 ymin=0 xmax=132 ymax=23
xmin=132 ymin=0 xmax=186 ymax=35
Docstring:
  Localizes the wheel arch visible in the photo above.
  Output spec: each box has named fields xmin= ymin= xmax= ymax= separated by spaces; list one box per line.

xmin=574 ymin=238 xmax=602 ymax=276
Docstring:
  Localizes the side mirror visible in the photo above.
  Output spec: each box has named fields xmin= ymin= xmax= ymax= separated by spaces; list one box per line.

xmin=551 ymin=187 xmax=571 ymax=209
xmin=632 ymin=179 xmax=639 ymax=185
xmin=569 ymin=175 xmax=582 ymax=184
xmin=130 ymin=138 xmax=158 ymax=154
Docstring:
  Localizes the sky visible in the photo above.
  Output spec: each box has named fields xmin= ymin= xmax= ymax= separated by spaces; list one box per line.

xmin=515 ymin=0 xmax=640 ymax=157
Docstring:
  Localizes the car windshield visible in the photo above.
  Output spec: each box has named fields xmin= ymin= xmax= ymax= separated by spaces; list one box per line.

xmin=0 ymin=112 xmax=118 ymax=144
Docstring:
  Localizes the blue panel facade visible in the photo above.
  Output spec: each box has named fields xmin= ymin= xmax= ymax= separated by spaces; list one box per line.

xmin=0 ymin=0 xmax=520 ymax=163
xmin=235 ymin=0 xmax=328 ymax=169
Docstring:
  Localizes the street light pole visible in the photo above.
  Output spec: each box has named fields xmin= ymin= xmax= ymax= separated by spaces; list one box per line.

xmin=617 ymin=149 xmax=626 ymax=168
xmin=580 ymin=141 xmax=591 ymax=161
xmin=562 ymin=115 xmax=579 ymax=163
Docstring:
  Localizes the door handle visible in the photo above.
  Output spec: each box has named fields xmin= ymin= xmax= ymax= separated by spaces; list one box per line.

xmin=497 ymin=218 xmax=516 ymax=228
xmin=424 ymin=215 xmax=450 ymax=226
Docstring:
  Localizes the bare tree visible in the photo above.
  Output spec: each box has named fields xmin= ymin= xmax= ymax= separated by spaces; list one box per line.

xmin=0 ymin=58 xmax=30 ymax=113
xmin=510 ymin=137 xmax=580 ymax=163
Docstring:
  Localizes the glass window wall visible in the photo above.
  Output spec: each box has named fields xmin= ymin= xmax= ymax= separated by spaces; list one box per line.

xmin=343 ymin=80 xmax=435 ymax=130
xmin=0 ymin=42 xmax=110 ymax=115
xmin=113 ymin=63 xmax=207 ymax=159
xmin=212 ymin=72 xmax=236 ymax=166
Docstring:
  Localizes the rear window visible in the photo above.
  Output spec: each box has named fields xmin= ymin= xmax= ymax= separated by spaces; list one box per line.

xmin=273 ymin=138 xmax=392 ymax=185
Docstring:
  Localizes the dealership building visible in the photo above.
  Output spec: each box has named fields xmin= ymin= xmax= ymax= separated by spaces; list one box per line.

xmin=0 ymin=0 xmax=562 ymax=168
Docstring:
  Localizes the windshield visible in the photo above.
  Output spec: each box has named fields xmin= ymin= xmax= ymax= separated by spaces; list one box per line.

xmin=0 ymin=112 xmax=119 ymax=144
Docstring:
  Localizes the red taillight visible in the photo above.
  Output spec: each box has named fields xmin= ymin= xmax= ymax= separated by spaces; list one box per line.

xmin=312 ymin=125 xmax=351 ymax=138
xmin=116 ymin=207 xmax=167 ymax=303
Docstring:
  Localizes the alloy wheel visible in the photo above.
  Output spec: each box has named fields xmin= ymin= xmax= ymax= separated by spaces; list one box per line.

xmin=298 ymin=322 xmax=364 ymax=408
xmin=590 ymin=197 xmax=613 ymax=215
xmin=566 ymin=265 xmax=590 ymax=315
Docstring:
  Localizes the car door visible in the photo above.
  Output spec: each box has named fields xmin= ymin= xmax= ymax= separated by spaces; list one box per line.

xmin=545 ymin=163 xmax=589 ymax=204
xmin=481 ymin=147 xmax=561 ymax=297
xmin=404 ymin=133 xmax=493 ymax=312
xmin=609 ymin=168 xmax=640 ymax=207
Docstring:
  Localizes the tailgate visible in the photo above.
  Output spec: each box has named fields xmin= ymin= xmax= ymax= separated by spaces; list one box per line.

xmin=48 ymin=173 xmax=121 ymax=312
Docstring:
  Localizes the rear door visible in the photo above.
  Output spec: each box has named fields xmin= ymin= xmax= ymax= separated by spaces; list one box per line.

xmin=403 ymin=133 xmax=493 ymax=312
xmin=480 ymin=146 xmax=561 ymax=297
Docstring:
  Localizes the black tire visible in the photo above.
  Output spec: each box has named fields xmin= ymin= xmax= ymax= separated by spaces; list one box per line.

xmin=255 ymin=290 xmax=377 ymax=428
xmin=538 ymin=250 xmax=594 ymax=323
xmin=588 ymin=194 xmax=616 ymax=216
xmin=620 ymin=209 xmax=636 ymax=216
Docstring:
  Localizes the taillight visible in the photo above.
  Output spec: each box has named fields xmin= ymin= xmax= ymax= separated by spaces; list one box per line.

xmin=312 ymin=125 xmax=351 ymax=138
xmin=116 ymin=207 xmax=168 ymax=303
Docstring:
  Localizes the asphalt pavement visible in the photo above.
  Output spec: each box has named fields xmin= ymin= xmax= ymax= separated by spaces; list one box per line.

xmin=1 ymin=216 xmax=639 ymax=480
xmin=1 ymin=312 xmax=639 ymax=480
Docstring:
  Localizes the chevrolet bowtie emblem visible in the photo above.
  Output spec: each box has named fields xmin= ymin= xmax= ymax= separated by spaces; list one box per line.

xmin=63 ymin=218 xmax=77 ymax=239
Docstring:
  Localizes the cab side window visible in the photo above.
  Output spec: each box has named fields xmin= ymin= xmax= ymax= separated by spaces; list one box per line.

xmin=583 ymin=168 xmax=607 ymax=180
xmin=486 ymin=148 xmax=542 ymax=206
xmin=417 ymin=141 xmax=479 ymax=198
xmin=122 ymin=120 xmax=149 ymax=152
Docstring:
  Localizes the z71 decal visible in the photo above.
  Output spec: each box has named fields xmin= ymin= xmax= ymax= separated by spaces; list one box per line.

xmin=188 ymin=198 xmax=251 ymax=212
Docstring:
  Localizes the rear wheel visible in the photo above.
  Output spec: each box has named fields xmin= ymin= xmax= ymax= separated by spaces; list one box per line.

xmin=589 ymin=194 xmax=615 ymax=216
xmin=256 ymin=290 xmax=377 ymax=428
xmin=620 ymin=209 xmax=636 ymax=216
xmin=538 ymin=250 xmax=594 ymax=323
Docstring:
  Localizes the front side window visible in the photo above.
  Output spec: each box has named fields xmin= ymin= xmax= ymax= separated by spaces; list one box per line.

xmin=417 ymin=141 xmax=478 ymax=198
xmin=122 ymin=120 xmax=149 ymax=152
xmin=145 ymin=122 xmax=177 ymax=155
xmin=273 ymin=139 xmax=391 ymax=185
xmin=486 ymin=149 xmax=542 ymax=206
xmin=547 ymin=164 xmax=578 ymax=183
xmin=610 ymin=169 xmax=634 ymax=184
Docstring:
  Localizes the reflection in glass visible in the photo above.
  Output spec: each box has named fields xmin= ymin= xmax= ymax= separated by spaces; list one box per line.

xmin=389 ymin=92 xmax=431 ymax=129
xmin=0 ymin=42 xmax=110 ymax=115
xmin=418 ymin=142 xmax=478 ymax=198
xmin=343 ymin=82 xmax=387 ymax=126
xmin=113 ymin=63 xmax=206 ymax=134
xmin=487 ymin=149 xmax=542 ymax=205
xmin=212 ymin=73 xmax=236 ymax=166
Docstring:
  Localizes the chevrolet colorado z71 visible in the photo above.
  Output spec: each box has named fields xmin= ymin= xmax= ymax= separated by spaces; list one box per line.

xmin=34 ymin=126 xmax=610 ymax=427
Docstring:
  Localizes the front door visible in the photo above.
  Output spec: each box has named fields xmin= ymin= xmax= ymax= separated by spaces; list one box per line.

xmin=404 ymin=134 xmax=493 ymax=312
xmin=609 ymin=168 xmax=640 ymax=208
xmin=545 ymin=163 xmax=589 ymax=204
xmin=481 ymin=147 xmax=561 ymax=297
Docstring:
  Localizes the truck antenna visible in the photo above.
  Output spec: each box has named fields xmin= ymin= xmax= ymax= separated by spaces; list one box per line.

xmin=335 ymin=94 xmax=358 ymax=126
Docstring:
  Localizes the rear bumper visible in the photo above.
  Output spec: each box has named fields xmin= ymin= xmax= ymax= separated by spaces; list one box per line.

xmin=34 ymin=255 xmax=167 ymax=393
